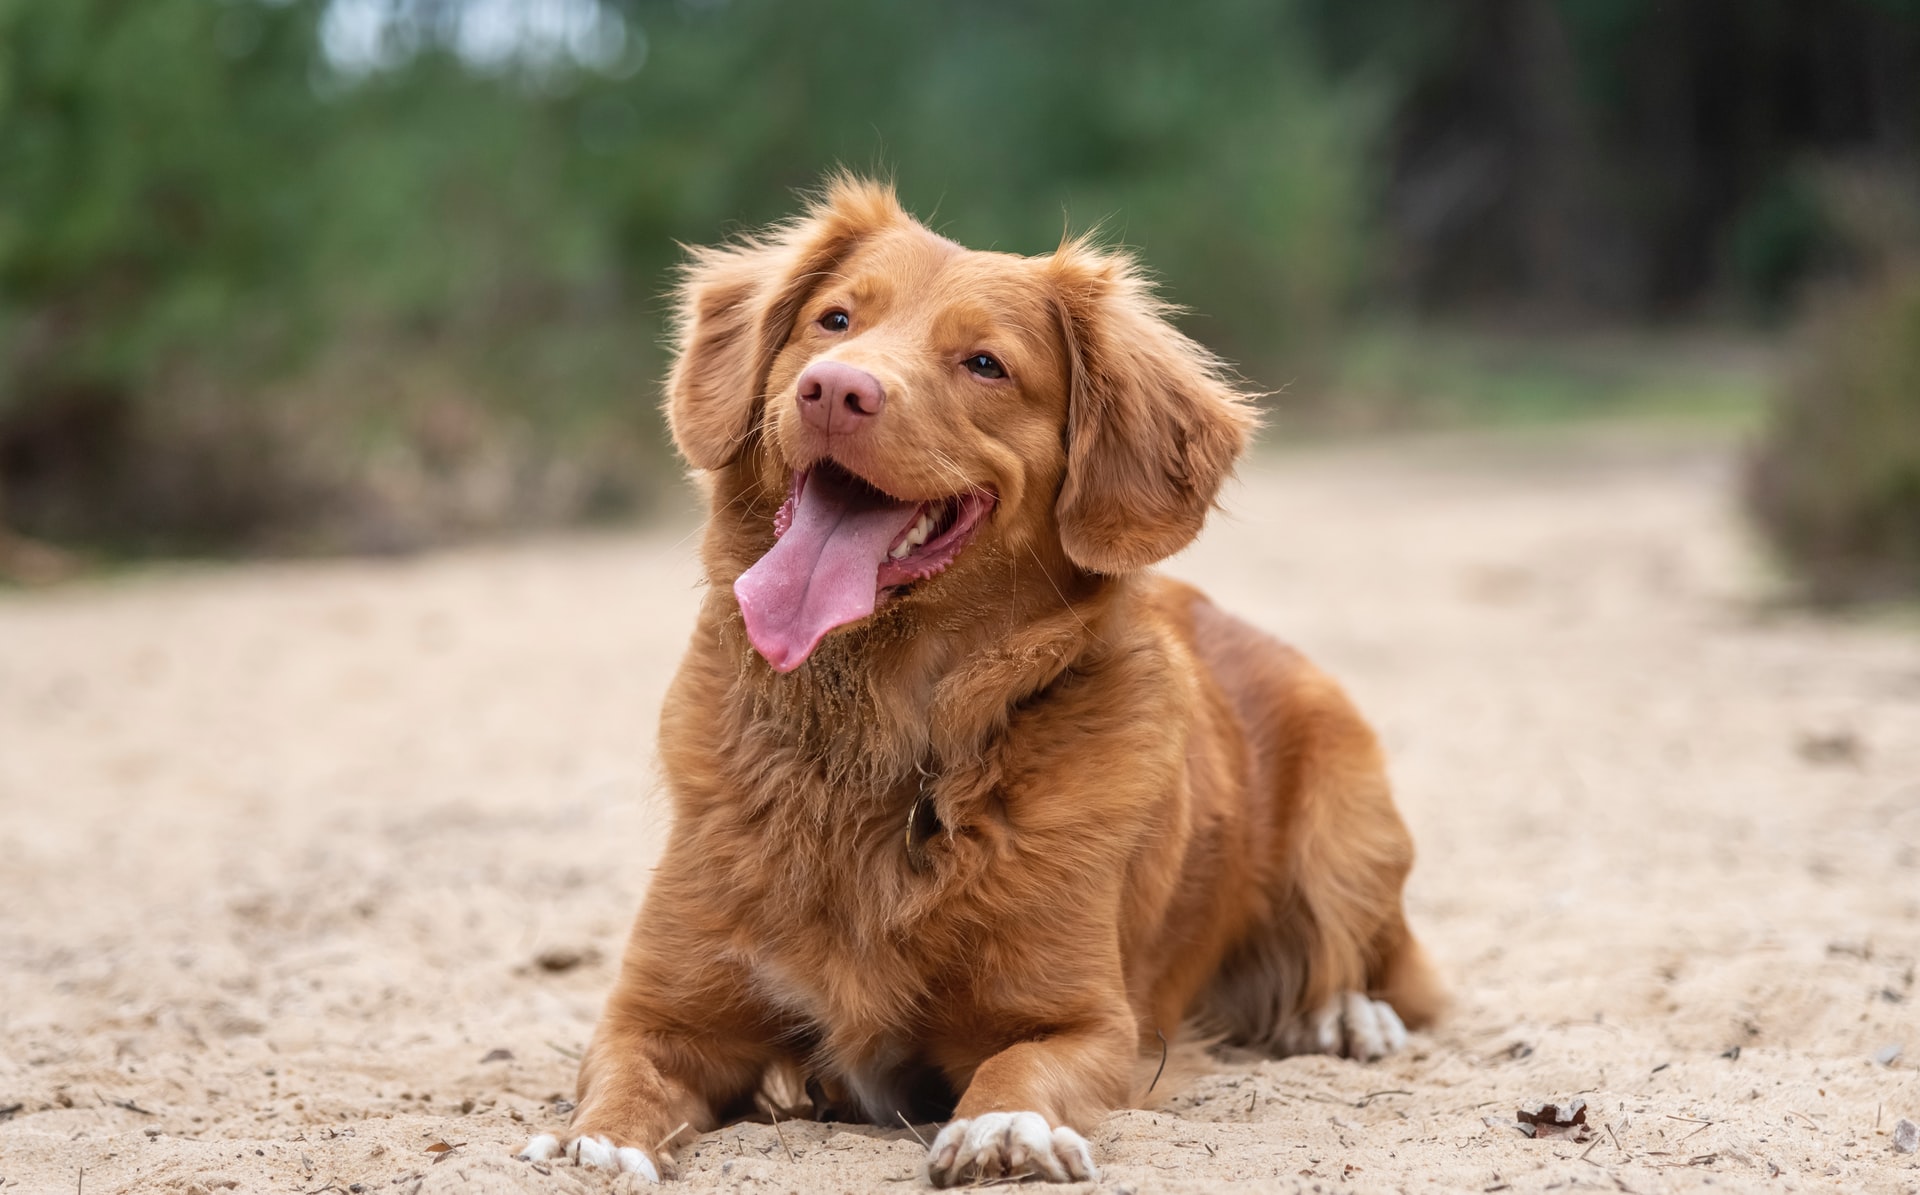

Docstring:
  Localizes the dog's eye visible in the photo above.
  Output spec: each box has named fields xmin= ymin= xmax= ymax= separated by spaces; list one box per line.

xmin=819 ymin=310 xmax=851 ymax=333
xmin=963 ymin=353 xmax=1006 ymax=380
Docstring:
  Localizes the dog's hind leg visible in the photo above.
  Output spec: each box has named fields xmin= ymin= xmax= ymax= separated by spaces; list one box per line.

xmin=1193 ymin=657 xmax=1445 ymax=1059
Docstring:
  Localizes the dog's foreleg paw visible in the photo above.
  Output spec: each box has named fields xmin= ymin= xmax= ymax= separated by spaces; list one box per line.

xmin=926 ymin=1111 xmax=1096 ymax=1187
xmin=516 ymin=1132 xmax=659 ymax=1180
xmin=1284 ymin=991 xmax=1407 ymax=1061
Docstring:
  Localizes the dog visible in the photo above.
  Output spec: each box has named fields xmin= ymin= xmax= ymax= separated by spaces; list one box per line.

xmin=518 ymin=176 xmax=1443 ymax=1186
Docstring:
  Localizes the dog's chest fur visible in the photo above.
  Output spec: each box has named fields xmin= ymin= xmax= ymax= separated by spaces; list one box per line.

xmin=686 ymin=762 xmax=1004 ymax=1120
xmin=696 ymin=758 xmax=988 ymax=1000
xmin=657 ymin=600 xmax=1150 ymax=1115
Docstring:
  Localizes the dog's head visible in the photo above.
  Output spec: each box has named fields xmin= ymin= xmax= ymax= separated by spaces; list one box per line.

xmin=668 ymin=176 xmax=1258 ymax=672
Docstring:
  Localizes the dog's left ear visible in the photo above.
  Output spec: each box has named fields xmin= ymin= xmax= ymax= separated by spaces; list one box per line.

xmin=1049 ymin=242 xmax=1260 ymax=574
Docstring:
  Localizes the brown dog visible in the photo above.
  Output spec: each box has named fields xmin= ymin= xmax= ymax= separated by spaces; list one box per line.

xmin=518 ymin=177 xmax=1443 ymax=1186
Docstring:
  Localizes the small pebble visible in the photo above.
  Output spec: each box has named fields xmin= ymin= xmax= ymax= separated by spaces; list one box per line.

xmin=534 ymin=946 xmax=600 ymax=973
xmin=1894 ymin=1117 xmax=1918 ymax=1155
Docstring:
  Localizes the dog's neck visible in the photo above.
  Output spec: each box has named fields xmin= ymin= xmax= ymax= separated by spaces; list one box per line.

xmin=710 ymin=552 xmax=1116 ymax=807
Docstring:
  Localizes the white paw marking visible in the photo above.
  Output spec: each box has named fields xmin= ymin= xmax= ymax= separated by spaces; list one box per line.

xmin=1341 ymin=990 xmax=1407 ymax=1061
xmin=516 ymin=1133 xmax=561 ymax=1162
xmin=1282 ymin=991 xmax=1407 ymax=1061
xmin=926 ymin=1111 xmax=1096 ymax=1187
xmin=516 ymin=1133 xmax=658 ymax=1181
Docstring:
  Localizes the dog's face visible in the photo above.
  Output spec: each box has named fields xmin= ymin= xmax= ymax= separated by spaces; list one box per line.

xmin=667 ymin=177 xmax=1256 ymax=672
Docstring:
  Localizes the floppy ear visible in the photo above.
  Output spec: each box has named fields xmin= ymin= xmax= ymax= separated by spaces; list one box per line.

xmin=665 ymin=176 xmax=905 ymax=470
xmin=1049 ymin=241 xmax=1261 ymax=574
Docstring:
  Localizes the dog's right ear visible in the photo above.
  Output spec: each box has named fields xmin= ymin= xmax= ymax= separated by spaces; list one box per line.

xmin=665 ymin=177 xmax=904 ymax=470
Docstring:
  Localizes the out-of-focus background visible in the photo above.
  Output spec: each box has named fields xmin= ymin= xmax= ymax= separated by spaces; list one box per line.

xmin=2 ymin=0 xmax=1916 ymax=601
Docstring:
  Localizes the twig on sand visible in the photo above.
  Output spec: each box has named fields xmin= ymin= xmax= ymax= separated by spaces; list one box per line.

xmin=96 ymin=1090 xmax=154 ymax=1116
xmin=1605 ymin=1121 xmax=1625 ymax=1158
xmin=655 ymin=1121 xmax=691 ymax=1155
xmin=1146 ymin=1029 xmax=1169 ymax=1097
xmin=768 ymin=1107 xmax=796 ymax=1162
xmin=896 ymin=1111 xmax=929 ymax=1148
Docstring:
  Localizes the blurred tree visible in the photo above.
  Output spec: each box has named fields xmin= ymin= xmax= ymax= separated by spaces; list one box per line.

xmin=0 ymin=0 xmax=330 ymax=539
xmin=0 ymin=0 xmax=1914 ymax=555
xmin=1306 ymin=0 xmax=1920 ymax=318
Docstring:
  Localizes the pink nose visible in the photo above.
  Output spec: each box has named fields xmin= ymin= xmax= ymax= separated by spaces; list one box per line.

xmin=795 ymin=361 xmax=885 ymax=434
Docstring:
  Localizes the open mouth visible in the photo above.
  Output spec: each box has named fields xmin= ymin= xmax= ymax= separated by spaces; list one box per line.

xmin=733 ymin=461 xmax=996 ymax=672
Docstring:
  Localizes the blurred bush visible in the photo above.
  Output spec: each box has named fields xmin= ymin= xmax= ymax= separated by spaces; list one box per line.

xmin=1748 ymin=271 xmax=1920 ymax=603
xmin=1747 ymin=156 xmax=1920 ymax=605
xmin=0 ymin=0 xmax=668 ymax=553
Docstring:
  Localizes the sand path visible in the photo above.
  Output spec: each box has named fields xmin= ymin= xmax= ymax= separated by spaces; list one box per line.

xmin=3 ymin=429 xmax=1917 ymax=1194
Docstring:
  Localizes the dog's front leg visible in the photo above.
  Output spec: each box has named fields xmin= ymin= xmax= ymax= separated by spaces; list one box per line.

xmin=518 ymin=951 xmax=771 ymax=1182
xmin=927 ymin=1008 xmax=1134 ymax=1187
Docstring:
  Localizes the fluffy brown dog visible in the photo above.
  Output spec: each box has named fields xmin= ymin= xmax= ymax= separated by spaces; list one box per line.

xmin=518 ymin=177 xmax=1443 ymax=1186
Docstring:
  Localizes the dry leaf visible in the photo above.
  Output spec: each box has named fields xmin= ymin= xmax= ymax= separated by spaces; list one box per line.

xmin=1516 ymin=1098 xmax=1592 ymax=1142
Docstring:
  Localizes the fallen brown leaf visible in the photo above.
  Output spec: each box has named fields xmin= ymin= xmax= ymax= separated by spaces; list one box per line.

xmin=1516 ymin=1098 xmax=1593 ymax=1142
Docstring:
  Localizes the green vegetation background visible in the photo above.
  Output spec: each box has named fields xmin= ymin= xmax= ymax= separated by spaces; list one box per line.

xmin=1 ymin=0 xmax=1915 ymax=589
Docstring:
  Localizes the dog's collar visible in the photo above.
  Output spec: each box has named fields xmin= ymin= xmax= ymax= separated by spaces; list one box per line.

xmin=904 ymin=762 xmax=943 ymax=875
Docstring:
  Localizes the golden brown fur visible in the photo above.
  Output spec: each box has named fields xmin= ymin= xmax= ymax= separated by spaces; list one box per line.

xmin=553 ymin=176 xmax=1442 ymax=1184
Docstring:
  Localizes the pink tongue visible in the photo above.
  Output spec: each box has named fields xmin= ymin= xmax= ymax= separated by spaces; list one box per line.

xmin=734 ymin=470 xmax=921 ymax=672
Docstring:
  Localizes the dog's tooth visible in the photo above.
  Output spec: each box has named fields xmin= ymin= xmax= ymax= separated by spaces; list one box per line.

xmin=888 ymin=507 xmax=937 ymax=561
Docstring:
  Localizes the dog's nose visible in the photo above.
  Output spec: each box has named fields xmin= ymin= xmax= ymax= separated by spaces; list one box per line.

xmin=795 ymin=361 xmax=884 ymax=434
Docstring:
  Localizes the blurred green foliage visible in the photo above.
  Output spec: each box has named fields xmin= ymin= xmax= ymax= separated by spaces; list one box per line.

xmin=0 ymin=0 xmax=1914 ymax=555
xmin=1749 ymin=272 xmax=1920 ymax=604
xmin=1324 ymin=329 xmax=1772 ymax=434
xmin=0 ymin=0 xmax=1370 ymax=551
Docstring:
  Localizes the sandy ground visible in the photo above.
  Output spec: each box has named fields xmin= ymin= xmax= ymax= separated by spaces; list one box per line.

xmin=3 ymin=427 xmax=1918 ymax=1195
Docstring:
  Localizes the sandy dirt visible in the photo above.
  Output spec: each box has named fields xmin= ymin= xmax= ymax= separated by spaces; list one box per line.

xmin=3 ymin=427 xmax=1918 ymax=1195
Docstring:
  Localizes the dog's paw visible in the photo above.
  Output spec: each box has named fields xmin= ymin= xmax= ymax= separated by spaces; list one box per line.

xmin=926 ymin=1111 xmax=1096 ymax=1187
xmin=516 ymin=1132 xmax=659 ymax=1181
xmin=1281 ymin=990 xmax=1408 ymax=1061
